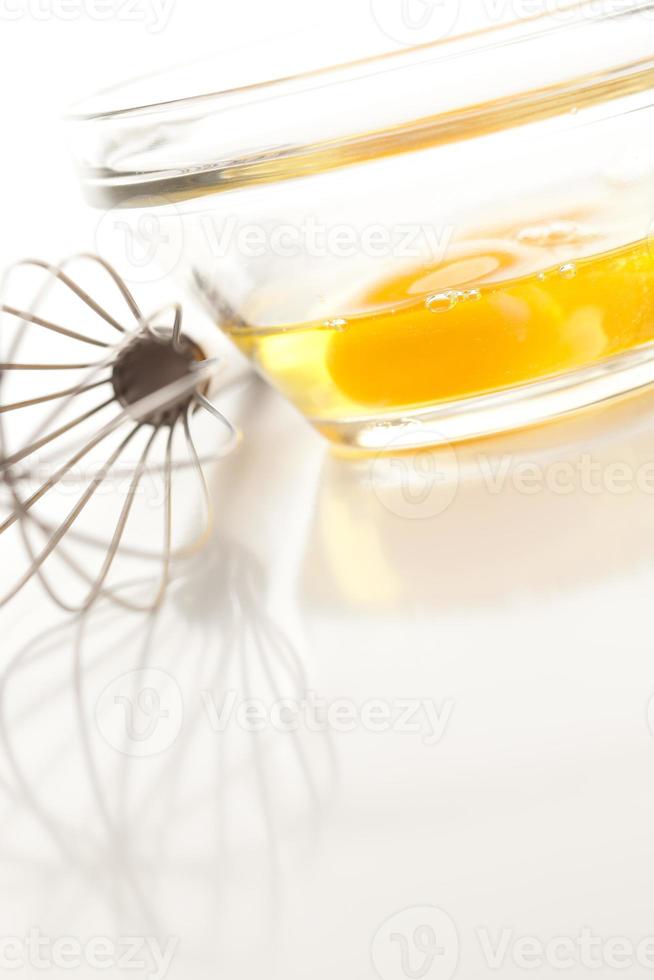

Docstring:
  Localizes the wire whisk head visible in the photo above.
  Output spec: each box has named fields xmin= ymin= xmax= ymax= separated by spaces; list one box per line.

xmin=112 ymin=329 xmax=208 ymax=427
xmin=0 ymin=253 xmax=241 ymax=614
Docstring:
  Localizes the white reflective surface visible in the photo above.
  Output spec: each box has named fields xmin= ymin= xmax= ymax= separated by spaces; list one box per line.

xmin=3 ymin=369 xmax=654 ymax=979
xmin=4 ymin=3 xmax=654 ymax=977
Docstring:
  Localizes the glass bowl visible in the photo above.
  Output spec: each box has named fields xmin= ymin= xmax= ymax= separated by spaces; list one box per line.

xmin=69 ymin=0 xmax=654 ymax=451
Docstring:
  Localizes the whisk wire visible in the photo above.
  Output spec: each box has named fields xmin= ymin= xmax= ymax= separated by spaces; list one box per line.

xmin=0 ymin=253 xmax=243 ymax=613
xmin=78 ymin=424 xmax=158 ymax=611
xmin=0 ymin=423 xmax=141 ymax=607
xmin=0 ymin=305 xmax=112 ymax=349
xmin=0 ymin=398 xmax=116 ymax=473
xmin=195 ymin=392 xmax=241 ymax=454
xmin=0 ymin=362 xmax=100 ymax=371
xmin=9 ymin=255 xmax=143 ymax=333
xmin=0 ymin=377 xmax=112 ymax=415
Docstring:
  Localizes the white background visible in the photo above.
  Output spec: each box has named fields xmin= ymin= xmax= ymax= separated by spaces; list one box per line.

xmin=2 ymin=2 xmax=654 ymax=980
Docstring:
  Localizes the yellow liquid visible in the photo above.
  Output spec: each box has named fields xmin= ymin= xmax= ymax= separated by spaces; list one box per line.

xmin=228 ymin=234 xmax=654 ymax=426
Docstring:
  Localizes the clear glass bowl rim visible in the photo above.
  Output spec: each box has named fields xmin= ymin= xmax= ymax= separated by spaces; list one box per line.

xmin=68 ymin=0 xmax=654 ymax=203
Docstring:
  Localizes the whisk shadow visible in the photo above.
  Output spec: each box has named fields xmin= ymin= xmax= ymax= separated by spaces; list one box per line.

xmin=0 ymin=532 xmax=338 ymax=940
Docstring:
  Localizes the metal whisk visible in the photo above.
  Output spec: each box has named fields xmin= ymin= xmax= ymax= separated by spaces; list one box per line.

xmin=0 ymin=253 xmax=241 ymax=614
